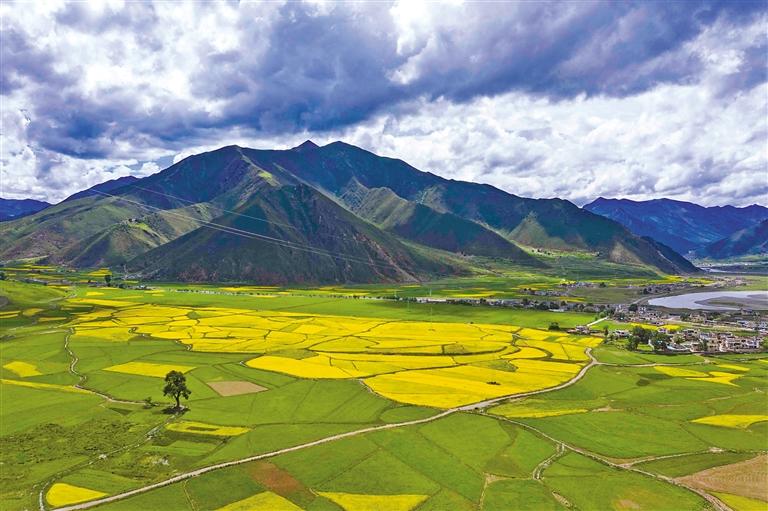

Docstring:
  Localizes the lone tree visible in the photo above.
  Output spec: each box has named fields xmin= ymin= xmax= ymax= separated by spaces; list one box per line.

xmin=104 ymin=273 xmax=112 ymax=286
xmin=163 ymin=370 xmax=191 ymax=410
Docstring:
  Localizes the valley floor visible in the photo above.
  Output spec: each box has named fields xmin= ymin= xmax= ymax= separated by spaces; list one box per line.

xmin=1 ymin=279 xmax=766 ymax=511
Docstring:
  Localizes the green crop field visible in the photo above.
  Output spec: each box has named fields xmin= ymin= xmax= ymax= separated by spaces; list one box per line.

xmin=1 ymin=277 xmax=765 ymax=511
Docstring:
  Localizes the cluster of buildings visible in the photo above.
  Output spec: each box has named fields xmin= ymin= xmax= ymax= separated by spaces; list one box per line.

xmin=672 ymin=329 xmax=763 ymax=353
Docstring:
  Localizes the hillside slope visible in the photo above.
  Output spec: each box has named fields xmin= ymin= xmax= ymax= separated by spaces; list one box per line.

xmin=242 ymin=142 xmax=696 ymax=273
xmin=698 ymin=220 xmax=768 ymax=259
xmin=131 ymin=184 xmax=459 ymax=283
xmin=584 ymin=197 xmax=768 ymax=254
xmin=1 ymin=141 xmax=698 ymax=277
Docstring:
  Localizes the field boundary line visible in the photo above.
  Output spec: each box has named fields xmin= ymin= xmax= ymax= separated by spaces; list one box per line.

xmin=47 ymin=351 xmax=598 ymax=510
xmin=493 ymin=416 xmax=731 ymax=511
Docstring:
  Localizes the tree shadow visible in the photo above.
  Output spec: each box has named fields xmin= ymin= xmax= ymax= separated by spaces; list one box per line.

xmin=162 ymin=405 xmax=189 ymax=415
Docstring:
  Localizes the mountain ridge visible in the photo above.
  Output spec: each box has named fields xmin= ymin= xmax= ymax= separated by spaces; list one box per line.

xmin=697 ymin=219 xmax=768 ymax=260
xmin=0 ymin=198 xmax=51 ymax=222
xmin=0 ymin=141 xmax=698 ymax=279
xmin=584 ymin=197 xmax=768 ymax=255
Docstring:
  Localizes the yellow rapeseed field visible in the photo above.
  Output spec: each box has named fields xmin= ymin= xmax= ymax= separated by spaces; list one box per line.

xmin=655 ymin=366 xmax=742 ymax=386
xmin=166 ymin=421 xmax=250 ymax=437
xmin=366 ymin=361 xmax=580 ymax=408
xmin=215 ymin=492 xmax=302 ymax=511
xmin=46 ymin=483 xmax=107 ymax=506
xmin=246 ymin=355 xmax=367 ymax=379
xmin=104 ymin=361 xmax=195 ymax=378
xmin=655 ymin=366 xmax=708 ymax=377
xmin=65 ymin=297 xmax=591 ymax=408
xmin=318 ymin=492 xmax=429 ymax=511
xmin=711 ymin=492 xmax=768 ymax=511
xmin=1 ymin=379 xmax=90 ymax=394
xmin=3 ymin=361 xmax=41 ymax=377
xmin=491 ymin=404 xmax=588 ymax=418
xmin=717 ymin=364 xmax=750 ymax=372
xmin=692 ymin=414 xmax=768 ymax=429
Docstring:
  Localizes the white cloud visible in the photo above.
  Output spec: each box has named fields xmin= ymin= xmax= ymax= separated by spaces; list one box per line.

xmin=0 ymin=1 xmax=765 ymax=208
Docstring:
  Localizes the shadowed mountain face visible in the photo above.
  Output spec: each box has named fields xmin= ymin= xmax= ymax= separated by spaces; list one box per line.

xmin=0 ymin=198 xmax=50 ymax=221
xmin=0 ymin=141 xmax=698 ymax=281
xmin=240 ymin=142 xmax=696 ymax=273
xmin=698 ymin=219 xmax=768 ymax=260
xmin=132 ymin=184 xmax=459 ymax=283
xmin=584 ymin=197 xmax=768 ymax=255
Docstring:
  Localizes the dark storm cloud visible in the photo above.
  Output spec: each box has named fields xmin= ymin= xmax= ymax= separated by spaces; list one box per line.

xmin=0 ymin=27 xmax=75 ymax=95
xmin=190 ymin=2 xmax=403 ymax=132
xmin=1 ymin=0 xmax=766 ymax=205
xmin=5 ymin=0 xmax=766 ymax=160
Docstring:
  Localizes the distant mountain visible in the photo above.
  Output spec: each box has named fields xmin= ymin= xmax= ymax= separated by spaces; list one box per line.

xmin=698 ymin=219 xmax=768 ymax=260
xmin=0 ymin=141 xmax=698 ymax=279
xmin=584 ymin=197 xmax=768 ymax=255
xmin=63 ymin=175 xmax=140 ymax=202
xmin=0 ymin=198 xmax=50 ymax=221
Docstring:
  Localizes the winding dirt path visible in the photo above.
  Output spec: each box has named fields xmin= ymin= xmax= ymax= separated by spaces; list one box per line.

xmin=47 ymin=350 xmax=599 ymax=510
xmin=494 ymin=413 xmax=731 ymax=511
xmin=64 ymin=329 xmax=145 ymax=405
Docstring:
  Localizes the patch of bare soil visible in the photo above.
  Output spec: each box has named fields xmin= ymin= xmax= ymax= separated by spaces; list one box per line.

xmin=247 ymin=461 xmax=313 ymax=502
xmin=677 ymin=454 xmax=768 ymax=501
xmin=207 ymin=380 xmax=267 ymax=396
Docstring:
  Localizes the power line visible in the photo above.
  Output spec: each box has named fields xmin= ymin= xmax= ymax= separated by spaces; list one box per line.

xmin=128 ymin=184 xmax=301 ymax=232
xmin=125 ymin=183 xmax=371 ymax=244
xmin=91 ymin=189 xmax=418 ymax=276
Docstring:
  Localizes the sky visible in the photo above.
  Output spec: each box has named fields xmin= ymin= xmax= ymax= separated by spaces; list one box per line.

xmin=1 ymin=0 xmax=767 ymax=206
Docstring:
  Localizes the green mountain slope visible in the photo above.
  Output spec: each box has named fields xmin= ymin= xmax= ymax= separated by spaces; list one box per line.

xmin=339 ymin=181 xmax=540 ymax=263
xmin=50 ymin=204 xmax=218 ymax=267
xmin=130 ymin=184 xmax=460 ymax=283
xmin=0 ymin=140 xmax=697 ymax=278
xmin=242 ymin=142 xmax=697 ymax=274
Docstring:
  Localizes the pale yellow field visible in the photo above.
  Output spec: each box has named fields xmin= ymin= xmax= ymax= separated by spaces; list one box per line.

xmin=104 ymin=361 xmax=195 ymax=378
xmin=712 ymin=492 xmax=768 ymax=511
xmin=46 ymin=483 xmax=106 ymax=506
xmin=167 ymin=420 xmax=250 ymax=437
xmin=65 ymin=297 xmax=591 ymax=408
xmin=655 ymin=366 xmax=707 ymax=378
xmin=318 ymin=492 xmax=428 ymax=511
xmin=692 ymin=414 xmax=768 ymax=429
xmin=3 ymin=360 xmax=41 ymax=377
xmin=718 ymin=364 xmax=750 ymax=372
xmin=1 ymin=379 xmax=89 ymax=394
xmin=655 ymin=366 xmax=742 ymax=386
xmin=366 ymin=360 xmax=580 ymax=408
xmin=216 ymin=492 xmax=302 ymax=511
xmin=247 ymin=355 xmax=367 ymax=379
xmin=491 ymin=405 xmax=588 ymax=419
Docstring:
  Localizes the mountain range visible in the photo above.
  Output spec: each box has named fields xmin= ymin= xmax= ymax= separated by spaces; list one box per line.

xmin=0 ymin=198 xmax=51 ymax=222
xmin=0 ymin=141 xmax=697 ymax=282
xmin=698 ymin=219 xmax=768 ymax=260
xmin=584 ymin=198 xmax=768 ymax=258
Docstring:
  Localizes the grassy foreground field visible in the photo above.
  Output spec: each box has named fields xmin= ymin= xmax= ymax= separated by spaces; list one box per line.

xmin=1 ymin=280 xmax=765 ymax=511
